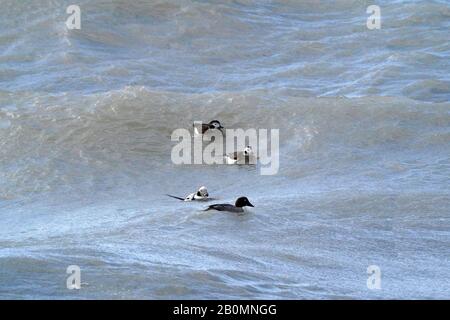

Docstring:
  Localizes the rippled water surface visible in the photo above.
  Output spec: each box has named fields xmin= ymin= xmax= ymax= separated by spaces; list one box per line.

xmin=0 ymin=0 xmax=449 ymax=299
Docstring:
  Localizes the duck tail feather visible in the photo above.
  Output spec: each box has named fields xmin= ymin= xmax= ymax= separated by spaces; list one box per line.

xmin=166 ymin=194 xmax=185 ymax=201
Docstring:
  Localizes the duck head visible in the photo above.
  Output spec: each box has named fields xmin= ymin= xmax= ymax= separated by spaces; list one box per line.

xmin=235 ymin=197 xmax=254 ymax=208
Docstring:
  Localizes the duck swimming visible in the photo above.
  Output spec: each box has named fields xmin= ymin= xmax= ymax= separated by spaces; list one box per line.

xmin=225 ymin=146 xmax=256 ymax=165
xmin=204 ymin=197 xmax=254 ymax=213
xmin=193 ymin=120 xmax=224 ymax=135
xmin=167 ymin=186 xmax=209 ymax=201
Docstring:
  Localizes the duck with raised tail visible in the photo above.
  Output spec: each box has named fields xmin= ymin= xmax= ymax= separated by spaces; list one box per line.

xmin=167 ymin=186 xmax=210 ymax=202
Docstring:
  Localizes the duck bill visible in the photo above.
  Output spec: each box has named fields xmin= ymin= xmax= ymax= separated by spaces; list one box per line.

xmin=218 ymin=126 xmax=224 ymax=133
xmin=248 ymin=202 xmax=254 ymax=207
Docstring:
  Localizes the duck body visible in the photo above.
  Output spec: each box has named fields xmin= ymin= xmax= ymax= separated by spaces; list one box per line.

xmin=205 ymin=203 xmax=245 ymax=213
xmin=225 ymin=146 xmax=256 ymax=165
xmin=183 ymin=192 xmax=209 ymax=201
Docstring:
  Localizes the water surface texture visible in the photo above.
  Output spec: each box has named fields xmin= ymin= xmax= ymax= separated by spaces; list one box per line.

xmin=0 ymin=0 xmax=449 ymax=299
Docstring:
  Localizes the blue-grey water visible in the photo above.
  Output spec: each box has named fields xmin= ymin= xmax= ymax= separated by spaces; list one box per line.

xmin=0 ymin=0 xmax=449 ymax=299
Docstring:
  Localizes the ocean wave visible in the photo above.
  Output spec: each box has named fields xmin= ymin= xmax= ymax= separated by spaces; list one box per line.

xmin=0 ymin=0 xmax=448 ymax=101
xmin=1 ymin=87 xmax=449 ymax=199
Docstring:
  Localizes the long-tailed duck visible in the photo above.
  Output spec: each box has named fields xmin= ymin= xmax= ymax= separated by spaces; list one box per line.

xmin=167 ymin=186 xmax=209 ymax=201
xmin=193 ymin=120 xmax=224 ymax=135
xmin=225 ymin=146 xmax=256 ymax=165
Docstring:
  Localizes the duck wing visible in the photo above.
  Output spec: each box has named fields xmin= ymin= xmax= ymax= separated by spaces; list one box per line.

xmin=201 ymin=123 xmax=210 ymax=134
xmin=204 ymin=203 xmax=232 ymax=211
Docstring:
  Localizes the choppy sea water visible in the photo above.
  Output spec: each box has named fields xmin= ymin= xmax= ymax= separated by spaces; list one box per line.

xmin=0 ymin=0 xmax=449 ymax=299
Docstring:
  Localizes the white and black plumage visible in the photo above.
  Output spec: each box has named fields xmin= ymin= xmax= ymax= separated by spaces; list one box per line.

xmin=225 ymin=146 xmax=256 ymax=165
xmin=193 ymin=120 xmax=224 ymax=135
xmin=167 ymin=186 xmax=209 ymax=202
xmin=204 ymin=197 xmax=254 ymax=213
